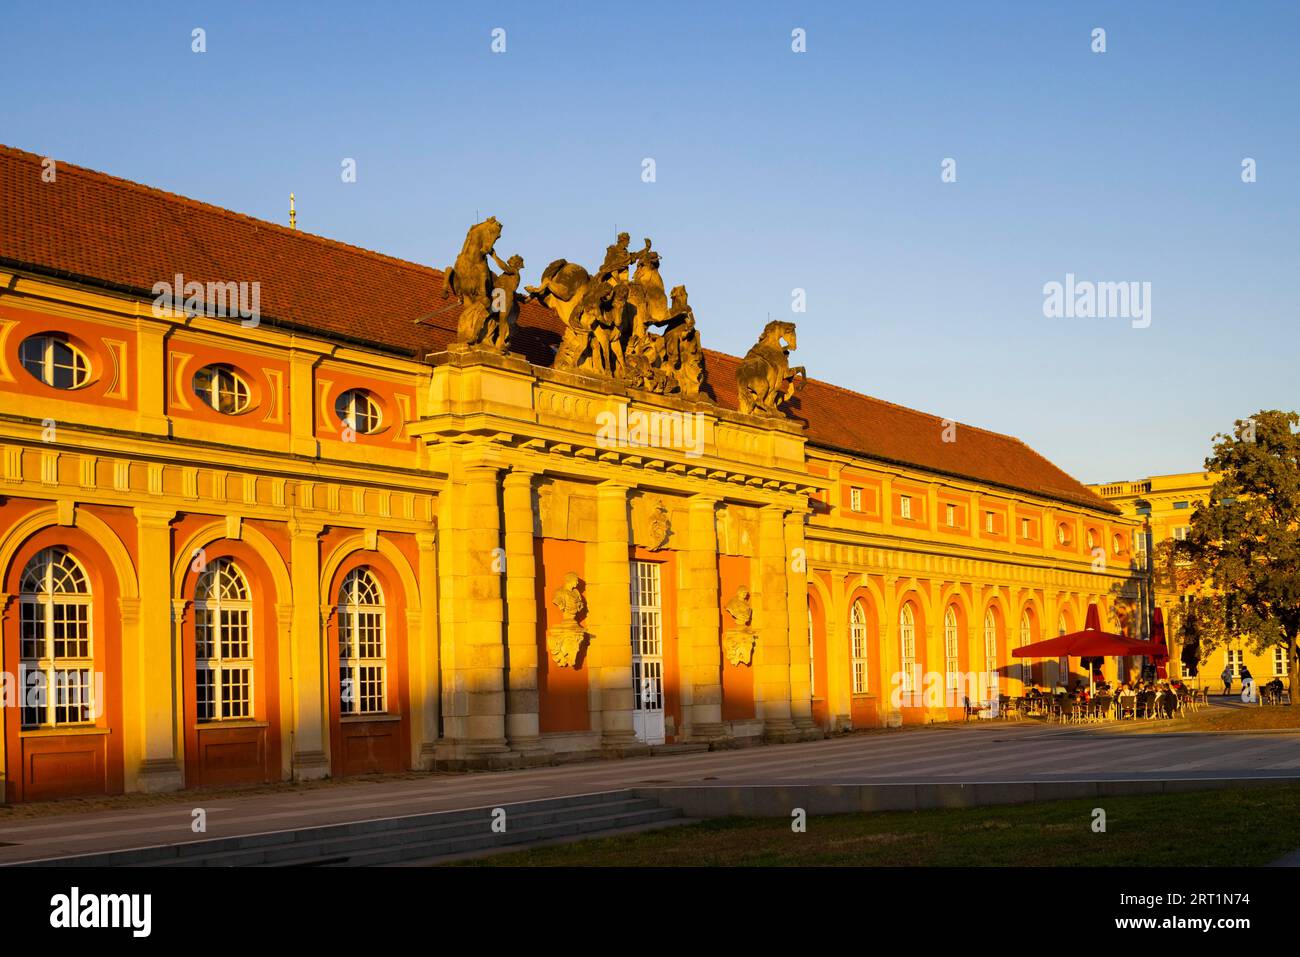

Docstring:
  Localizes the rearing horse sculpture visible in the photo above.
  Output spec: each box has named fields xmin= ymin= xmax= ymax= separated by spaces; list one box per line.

xmin=735 ymin=320 xmax=806 ymax=416
xmin=444 ymin=216 xmax=502 ymax=345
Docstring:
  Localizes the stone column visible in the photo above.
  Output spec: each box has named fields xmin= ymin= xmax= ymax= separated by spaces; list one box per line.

xmin=590 ymin=481 xmax=641 ymax=753
xmin=289 ymin=519 xmax=329 ymax=780
xmin=502 ymin=469 xmax=547 ymax=762
xmin=785 ymin=509 xmax=818 ymax=739
xmin=757 ymin=505 xmax=797 ymax=742
xmin=411 ymin=528 xmax=440 ymax=769
xmin=439 ymin=459 xmax=512 ymax=765
xmin=681 ymin=495 xmax=723 ymax=740
xmin=132 ymin=507 xmax=184 ymax=791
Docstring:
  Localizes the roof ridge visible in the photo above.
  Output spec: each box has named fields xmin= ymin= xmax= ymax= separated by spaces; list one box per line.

xmin=0 ymin=143 xmax=444 ymax=282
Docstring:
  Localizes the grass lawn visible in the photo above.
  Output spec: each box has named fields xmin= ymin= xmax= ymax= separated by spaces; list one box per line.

xmin=454 ymin=784 xmax=1300 ymax=867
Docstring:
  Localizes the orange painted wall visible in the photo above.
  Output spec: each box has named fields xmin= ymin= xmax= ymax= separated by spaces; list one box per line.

xmin=719 ymin=555 xmax=754 ymax=721
xmin=807 ymin=584 xmax=829 ymax=727
xmin=536 ymin=538 xmax=589 ymax=734
xmin=0 ymin=303 xmax=137 ymax=412
xmin=846 ymin=585 xmax=882 ymax=727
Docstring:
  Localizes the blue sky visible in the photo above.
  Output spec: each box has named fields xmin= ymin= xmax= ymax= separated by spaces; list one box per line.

xmin=4 ymin=1 xmax=1297 ymax=482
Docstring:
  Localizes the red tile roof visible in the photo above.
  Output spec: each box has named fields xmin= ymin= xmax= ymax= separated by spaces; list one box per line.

xmin=0 ymin=144 xmax=1115 ymax=514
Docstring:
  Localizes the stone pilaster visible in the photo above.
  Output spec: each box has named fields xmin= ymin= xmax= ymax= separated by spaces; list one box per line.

xmin=681 ymin=495 xmax=723 ymax=741
xmin=502 ymin=469 xmax=548 ymax=762
xmin=590 ymin=481 xmax=642 ymax=753
xmin=412 ymin=529 xmax=440 ymax=769
xmin=289 ymin=518 xmax=329 ymax=780
xmin=785 ymin=509 xmax=819 ymax=739
xmin=757 ymin=505 xmax=797 ymax=742
xmin=437 ymin=457 xmax=513 ymax=765
xmin=132 ymin=507 xmax=184 ymax=791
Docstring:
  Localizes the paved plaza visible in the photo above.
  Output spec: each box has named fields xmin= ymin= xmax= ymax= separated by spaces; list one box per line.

xmin=1 ymin=719 xmax=1297 ymax=865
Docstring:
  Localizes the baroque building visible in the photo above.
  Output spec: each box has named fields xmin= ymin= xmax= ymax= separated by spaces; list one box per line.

xmin=0 ymin=145 xmax=1141 ymax=802
xmin=1091 ymin=472 xmax=1291 ymax=688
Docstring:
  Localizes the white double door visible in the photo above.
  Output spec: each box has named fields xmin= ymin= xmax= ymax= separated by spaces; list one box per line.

xmin=630 ymin=561 xmax=665 ymax=745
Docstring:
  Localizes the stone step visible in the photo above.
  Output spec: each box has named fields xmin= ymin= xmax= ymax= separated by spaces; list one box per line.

xmin=23 ymin=789 xmax=645 ymax=867
xmin=279 ymin=805 xmax=685 ymax=867
xmin=151 ymin=798 xmax=672 ymax=867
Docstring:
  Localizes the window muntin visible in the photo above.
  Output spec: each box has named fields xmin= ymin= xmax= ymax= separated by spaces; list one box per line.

xmin=338 ymin=567 xmax=387 ymax=715
xmin=194 ymin=558 xmax=253 ymax=721
xmin=1274 ymin=646 xmax=1290 ymax=678
xmin=19 ymin=547 xmax=94 ymax=728
xmin=630 ymin=561 xmax=663 ymax=712
xmin=1019 ymin=611 xmax=1034 ymax=686
xmin=1226 ymin=648 xmax=1243 ymax=678
xmin=899 ymin=604 xmax=916 ymax=694
xmin=335 ymin=389 xmax=382 ymax=435
xmin=1056 ymin=523 xmax=1070 ymax=546
xmin=1172 ymin=526 xmax=1190 ymax=542
xmin=192 ymin=364 xmax=251 ymax=414
xmin=944 ymin=608 xmax=960 ymax=691
xmin=983 ymin=609 xmax=997 ymax=673
xmin=850 ymin=600 xmax=868 ymax=693
xmin=945 ymin=504 xmax=956 ymax=527
xmin=985 ymin=511 xmax=996 ymax=534
xmin=19 ymin=335 xmax=90 ymax=389
xmin=899 ymin=495 xmax=912 ymax=520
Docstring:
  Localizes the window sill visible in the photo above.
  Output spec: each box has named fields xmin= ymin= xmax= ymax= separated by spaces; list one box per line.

xmin=20 ymin=725 xmax=110 ymax=738
xmin=341 ymin=713 xmax=402 ymax=724
xmin=196 ymin=719 xmax=270 ymax=730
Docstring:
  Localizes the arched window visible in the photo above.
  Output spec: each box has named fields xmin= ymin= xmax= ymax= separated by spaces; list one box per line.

xmin=944 ymin=607 xmax=960 ymax=691
xmin=899 ymin=604 xmax=916 ymax=694
xmin=850 ymin=600 xmax=868 ymax=694
xmin=19 ymin=547 xmax=93 ymax=727
xmin=194 ymin=558 xmax=253 ymax=721
xmin=1019 ymin=611 xmax=1034 ymax=687
xmin=338 ymin=567 xmax=387 ymax=714
xmin=335 ymin=389 xmax=383 ymax=435
xmin=983 ymin=609 xmax=998 ymax=674
xmin=192 ymin=364 xmax=251 ymax=414
xmin=19 ymin=334 xmax=90 ymax=389
xmin=807 ymin=605 xmax=816 ymax=697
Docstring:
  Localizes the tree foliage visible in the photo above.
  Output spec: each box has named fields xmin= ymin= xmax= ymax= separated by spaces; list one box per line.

xmin=1176 ymin=410 xmax=1300 ymax=700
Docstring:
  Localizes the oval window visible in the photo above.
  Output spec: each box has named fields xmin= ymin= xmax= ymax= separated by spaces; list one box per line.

xmin=1056 ymin=523 xmax=1071 ymax=546
xmin=19 ymin=334 xmax=90 ymax=389
xmin=335 ymin=389 xmax=382 ymax=434
xmin=1113 ymin=532 xmax=1125 ymax=555
xmin=192 ymin=364 xmax=251 ymax=414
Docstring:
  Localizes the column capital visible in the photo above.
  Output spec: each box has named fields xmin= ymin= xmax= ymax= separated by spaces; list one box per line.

xmin=416 ymin=529 xmax=437 ymax=551
xmin=133 ymin=506 xmax=176 ymax=528
xmin=503 ymin=469 xmax=536 ymax=489
xmin=288 ymin=518 xmax=326 ymax=539
xmin=118 ymin=597 xmax=141 ymax=627
xmin=597 ymin=480 xmax=630 ymax=496
xmin=688 ymin=494 xmax=719 ymax=509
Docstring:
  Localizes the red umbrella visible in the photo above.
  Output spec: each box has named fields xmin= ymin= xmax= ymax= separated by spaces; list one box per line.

xmin=1150 ymin=607 xmax=1170 ymax=680
xmin=1012 ymin=603 xmax=1151 ymax=692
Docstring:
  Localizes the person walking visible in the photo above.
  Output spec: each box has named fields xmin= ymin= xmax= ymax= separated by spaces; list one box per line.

xmin=1240 ymin=664 xmax=1256 ymax=703
xmin=1221 ymin=662 xmax=1235 ymax=697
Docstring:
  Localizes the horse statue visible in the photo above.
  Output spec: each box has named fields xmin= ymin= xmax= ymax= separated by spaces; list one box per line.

xmin=735 ymin=320 xmax=806 ymax=416
xmin=443 ymin=217 xmax=503 ymax=346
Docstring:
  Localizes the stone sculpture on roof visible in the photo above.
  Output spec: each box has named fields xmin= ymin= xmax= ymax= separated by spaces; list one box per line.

xmin=735 ymin=319 xmax=806 ymax=417
xmin=525 ymin=232 xmax=705 ymax=399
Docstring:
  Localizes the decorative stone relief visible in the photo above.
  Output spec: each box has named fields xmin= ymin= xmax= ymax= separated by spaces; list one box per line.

xmin=723 ymin=586 xmax=756 ymax=666
xmin=547 ymin=572 xmax=588 ymax=668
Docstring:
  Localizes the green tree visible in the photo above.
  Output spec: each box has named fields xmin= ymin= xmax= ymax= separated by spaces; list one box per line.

xmin=1178 ymin=411 xmax=1300 ymax=702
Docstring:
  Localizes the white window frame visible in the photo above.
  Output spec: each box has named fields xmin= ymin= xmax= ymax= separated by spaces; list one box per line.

xmin=1274 ymin=646 xmax=1290 ymax=678
xmin=899 ymin=604 xmax=916 ymax=694
xmin=193 ymin=364 xmax=251 ymax=415
xmin=335 ymin=389 xmax=383 ymax=435
xmin=850 ymin=600 xmax=868 ymax=694
xmin=983 ymin=609 xmax=998 ymax=674
xmin=194 ymin=558 xmax=254 ymax=722
xmin=19 ymin=547 xmax=94 ymax=728
xmin=985 ymin=511 xmax=996 ymax=534
xmin=1019 ymin=611 xmax=1034 ymax=686
xmin=1226 ymin=648 xmax=1243 ymax=678
xmin=630 ymin=561 xmax=664 ymax=714
xmin=900 ymin=495 xmax=912 ymax=520
xmin=945 ymin=503 xmax=956 ymax=527
xmin=338 ymin=567 xmax=387 ymax=715
xmin=849 ymin=487 xmax=862 ymax=512
xmin=1172 ymin=526 xmax=1190 ymax=542
xmin=19 ymin=335 xmax=90 ymax=390
xmin=943 ymin=608 xmax=960 ymax=691
xmin=1020 ymin=517 xmax=1031 ymax=539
